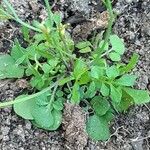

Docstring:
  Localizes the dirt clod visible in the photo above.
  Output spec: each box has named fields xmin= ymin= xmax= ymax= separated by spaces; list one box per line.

xmin=62 ymin=103 xmax=88 ymax=150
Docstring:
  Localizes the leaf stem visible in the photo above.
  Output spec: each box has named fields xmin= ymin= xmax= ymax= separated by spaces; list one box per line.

xmin=95 ymin=0 xmax=115 ymax=61
xmin=3 ymin=0 xmax=41 ymax=32
xmin=0 ymin=80 xmax=60 ymax=108
xmin=44 ymin=0 xmax=53 ymax=27
xmin=47 ymin=84 xmax=58 ymax=109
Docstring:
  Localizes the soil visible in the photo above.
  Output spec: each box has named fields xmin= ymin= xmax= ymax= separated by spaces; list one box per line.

xmin=0 ymin=0 xmax=150 ymax=150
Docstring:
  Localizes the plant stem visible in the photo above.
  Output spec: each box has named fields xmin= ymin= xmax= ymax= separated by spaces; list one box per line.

xmin=47 ymin=84 xmax=58 ymax=109
xmin=44 ymin=0 xmax=53 ymax=27
xmin=0 ymin=79 xmax=61 ymax=108
xmin=94 ymin=0 xmax=115 ymax=61
xmin=3 ymin=0 xmax=41 ymax=32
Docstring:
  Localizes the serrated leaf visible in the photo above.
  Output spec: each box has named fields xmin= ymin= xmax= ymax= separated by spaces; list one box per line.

xmin=123 ymin=88 xmax=150 ymax=104
xmin=91 ymin=96 xmax=110 ymax=116
xmin=110 ymin=85 xmax=122 ymax=103
xmin=0 ymin=54 xmax=24 ymax=79
xmin=110 ymin=35 xmax=125 ymax=55
xmin=106 ymin=65 xmax=119 ymax=79
xmin=109 ymin=52 xmax=121 ymax=62
xmin=31 ymin=105 xmax=54 ymax=128
xmin=86 ymin=115 xmax=110 ymax=141
xmin=101 ymin=83 xmax=110 ymax=96
xmin=13 ymin=95 xmax=35 ymax=120
xmin=115 ymin=74 xmax=137 ymax=86
xmin=71 ymin=82 xmax=80 ymax=104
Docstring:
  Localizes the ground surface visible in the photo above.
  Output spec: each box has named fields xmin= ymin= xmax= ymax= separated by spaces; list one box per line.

xmin=0 ymin=0 xmax=150 ymax=150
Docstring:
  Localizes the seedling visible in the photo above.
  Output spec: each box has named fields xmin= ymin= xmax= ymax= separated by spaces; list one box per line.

xmin=0 ymin=0 xmax=149 ymax=141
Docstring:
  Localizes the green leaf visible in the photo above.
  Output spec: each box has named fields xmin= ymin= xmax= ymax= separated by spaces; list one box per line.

xmin=31 ymin=105 xmax=54 ymax=128
xmin=102 ymin=110 xmax=114 ymax=122
xmin=91 ymin=66 xmax=104 ymax=79
xmin=58 ymin=76 xmax=74 ymax=86
xmin=53 ymin=12 xmax=62 ymax=25
xmin=116 ymin=91 xmax=134 ymax=112
xmin=110 ymin=85 xmax=122 ymax=103
xmin=115 ymin=74 xmax=137 ymax=86
xmin=120 ymin=53 xmax=139 ymax=73
xmin=86 ymin=115 xmax=110 ymax=141
xmin=71 ymin=82 xmax=80 ymax=104
xmin=32 ymin=20 xmax=41 ymax=29
xmin=56 ymin=90 xmax=64 ymax=98
xmin=86 ymin=81 xmax=96 ymax=98
xmin=0 ymin=54 xmax=24 ymax=79
xmin=76 ymin=41 xmax=92 ymax=49
xmin=42 ymin=63 xmax=51 ymax=73
xmin=109 ymin=52 xmax=121 ymax=62
xmin=35 ymin=92 xmax=50 ymax=106
xmin=48 ymin=58 xmax=59 ymax=67
xmin=32 ymin=109 xmax=62 ymax=131
xmin=91 ymin=96 xmax=110 ymax=116
xmin=110 ymin=35 xmax=125 ymax=55
xmin=123 ymin=88 xmax=150 ymax=104
xmin=98 ymin=40 xmax=109 ymax=52
xmin=79 ymin=47 xmax=91 ymax=53
xmin=33 ymin=33 xmax=46 ymax=43
xmin=13 ymin=95 xmax=35 ymax=120
xmin=53 ymin=100 xmax=63 ymax=110
xmin=106 ymin=65 xmax=119 ymax=79
xmin=101 ymin=83 xmax=110 ymax=96
xmin=78 ymin=71 xmax=91 ymax=85
xmin=73 ymin=59 xmax=88 ymax=80
xmin=11 ymin=40 xmax=25 ymax=61
xmin=30 ymin=76 xmax=45 ymax=90
xmin=15 ymin=55 xmax=27 ymax=65
xmin=46 ymin=109 xmax=62 ymax=130
xmin=21 ymin=26 xmax=30 ymax=41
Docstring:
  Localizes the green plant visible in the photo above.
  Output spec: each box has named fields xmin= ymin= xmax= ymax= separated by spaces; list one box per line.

xmin=0 ymin=0 xmax=150 ymax=141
